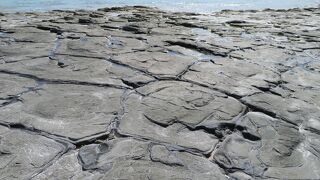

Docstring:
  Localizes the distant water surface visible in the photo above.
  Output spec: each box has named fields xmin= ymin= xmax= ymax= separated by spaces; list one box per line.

xmin=0 ymin=0 xmax=320 ymax=13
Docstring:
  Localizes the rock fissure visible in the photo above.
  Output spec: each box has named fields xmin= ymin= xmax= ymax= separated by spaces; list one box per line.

xmin=1 ymin=6 xmax=319 ymax=180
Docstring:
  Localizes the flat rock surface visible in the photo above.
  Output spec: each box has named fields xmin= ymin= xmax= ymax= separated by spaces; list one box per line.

xmin=0 ymin=6 xmax=319 ymax=179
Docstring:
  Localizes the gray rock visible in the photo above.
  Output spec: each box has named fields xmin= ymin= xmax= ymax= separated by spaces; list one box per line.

xmin=57 ymin=36 xmax=148 ymax=57
xmin=119 ymin=81 xmax=245 ymax=152
xmin=183 ymin=58 xmax=280 ymax=97
xmin=1 ymin=6 xmax=320 ymax=179
xmin=0 ymin=73 xmax=37 ymax=99
xmin=213 ymin=112 xmax=320 ymax=179
xmin=111 ymin=51 xmax=195 ymax=78
xmin=0 ymin=41 xmax=53 ymax=63
xmin=51 ymin=138 xmax=226 ymax=180
xmin=0 ymin=84 xmax=123 ymax=141
xmin=34 ymin=151 xmax=100 ymax=180
xmin=0 ymin=126 xmax=66 ymax=179
xmin=0 ymin=55 xmax=154 ymax=87
xmin=282 ymin=66 xmax=320 ymax=88
xmin=241 ymin=93 xmax=320 ymax=125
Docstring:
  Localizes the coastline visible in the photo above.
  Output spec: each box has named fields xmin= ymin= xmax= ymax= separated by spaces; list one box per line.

xmin=1 ymin=1 xmax=319 ymax=14
xmin=0 ymin=6 xmax=320 ymax=179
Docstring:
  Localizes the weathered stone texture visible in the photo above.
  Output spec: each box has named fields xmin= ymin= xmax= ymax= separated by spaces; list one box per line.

xmin=0 ymin=6 xmax=319 ymax=179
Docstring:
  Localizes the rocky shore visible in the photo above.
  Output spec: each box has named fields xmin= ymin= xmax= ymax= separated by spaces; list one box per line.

xmin=0 ymin=6 xmax=319 ymax=179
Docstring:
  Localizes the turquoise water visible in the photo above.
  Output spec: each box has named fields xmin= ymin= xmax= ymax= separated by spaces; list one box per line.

xmin=0 ymin=0 xmax=319 ymax=13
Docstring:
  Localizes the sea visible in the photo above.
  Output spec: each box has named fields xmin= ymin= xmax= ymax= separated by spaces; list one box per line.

xmin=0 ymin=0 xmax=320 ymax=13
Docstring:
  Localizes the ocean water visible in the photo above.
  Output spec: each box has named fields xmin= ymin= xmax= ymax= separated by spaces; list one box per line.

xmin=0 ymin=0 xmax=319 ymax=13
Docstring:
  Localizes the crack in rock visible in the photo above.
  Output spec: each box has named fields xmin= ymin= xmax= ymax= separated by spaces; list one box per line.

xmin=1 ymin=6 xmax=320 ymax=179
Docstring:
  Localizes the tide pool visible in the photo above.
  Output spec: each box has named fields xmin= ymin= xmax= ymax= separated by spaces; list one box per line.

xmin=0 ymin=0 xmax=319 ymax=13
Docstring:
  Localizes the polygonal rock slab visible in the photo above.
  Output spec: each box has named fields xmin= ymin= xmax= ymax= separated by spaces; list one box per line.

xmin=77 ymin=138 xmax=226 ymax=179
xmin=34 ymin=138 xmax=228 ymax=179
xmin=0 ymin=41 xmax=53 ymax=63
xmin=6 ymin=27 xmax=57 ymax=43
xmin=34 ymin=151 xmax=100 ymax=180
xmin=111 ymin=51 xmax=195 ymax=77
xmin=183 ymin=58 xmax=280 ymax=97
xmin=281 ymin=66 xmax=320 ymax=88
xmin=138 ymin=81 xmax=246 ymax=127
xmin=229 ymin=46 xmax=291 ymax=67
xmin=213 ymin=133 xmax=265 ymax=176
xmin=213 ymin=112 xmax=320 ymax=178
xmin=0 ymin=55 xmax=154 ymax=88
xmin=0 ymin=27 xmax=56 ymax=63
xmin=0 ymin=73 xmax=37 ymax=99
xmin=241 ymin=93 xmax=320 ymax=125
xmin=0 ymin=126 xmax=66 ymax=179
xmin=0 ymin=84 xmax=124 ymax=140
xmin=57 ymin=36 xmax=148 ymax=57
xmin=118 ymin=81 xmax=245 ymax=152
xmin=290 ymin=87 xmax=320 ymax=107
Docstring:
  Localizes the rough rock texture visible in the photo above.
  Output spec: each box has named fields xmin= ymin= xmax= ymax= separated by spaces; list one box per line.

xmin=0 ymin=126 xmax=67 ymax=179
xmin=0 ymin=6 xmax=319 ymax=179
xmin=0 ymin=84 xmax=124 ymax=141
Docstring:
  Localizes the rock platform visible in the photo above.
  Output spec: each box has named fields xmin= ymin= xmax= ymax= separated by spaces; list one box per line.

xmin=0 ymin=6 xmax=320 ymax=179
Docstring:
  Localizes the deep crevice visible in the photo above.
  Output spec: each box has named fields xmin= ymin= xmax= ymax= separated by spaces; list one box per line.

xmin=242 ymin=100 xmax=299 ymax=127
xmin=74 ymin=134 xmax=110 ymax=149
xmin=165 ymin=40 xmax=228 ymax=57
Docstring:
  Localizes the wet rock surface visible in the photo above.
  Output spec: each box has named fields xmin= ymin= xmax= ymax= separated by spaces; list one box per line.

xmin=0 ymin=6 xmax=319 ymax=179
